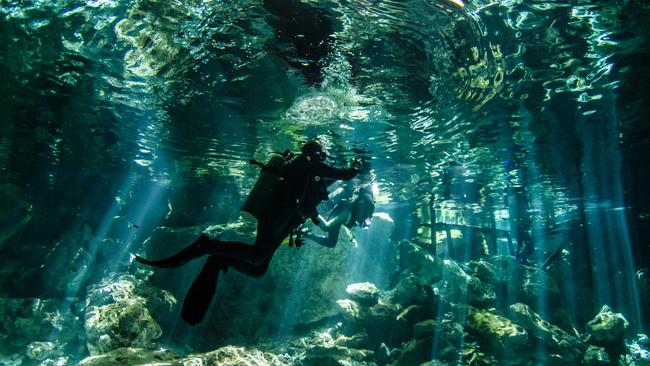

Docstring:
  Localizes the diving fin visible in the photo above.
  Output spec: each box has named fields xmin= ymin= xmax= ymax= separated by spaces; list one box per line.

xmin=135 ymin=234 xmax=213 ymax=269
xmin=181 ymin=255 xmax=227 ymax=325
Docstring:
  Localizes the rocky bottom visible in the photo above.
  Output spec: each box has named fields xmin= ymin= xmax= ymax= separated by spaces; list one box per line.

xmin=1 ymin=240 xmax=649 ymax=366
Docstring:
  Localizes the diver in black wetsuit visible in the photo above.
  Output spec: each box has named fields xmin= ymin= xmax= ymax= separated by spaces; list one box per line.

xmin=136 ymin=141 xmax=360 ymax=324
xmin=304 ymin=184 xmax=375 ymax=248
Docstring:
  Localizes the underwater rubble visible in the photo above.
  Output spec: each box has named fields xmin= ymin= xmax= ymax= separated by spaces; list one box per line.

xmin=1 ymin=237 xmax=649 ymax=365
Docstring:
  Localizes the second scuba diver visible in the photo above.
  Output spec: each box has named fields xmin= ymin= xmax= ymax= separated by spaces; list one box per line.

xmin=135 ymin=140 xmax=360 ymax=325
xmin=303 ymin=183 xmax=375 ymax=248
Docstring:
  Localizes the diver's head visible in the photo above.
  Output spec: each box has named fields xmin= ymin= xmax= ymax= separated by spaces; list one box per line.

xmin=351 ymin=188 xmax=375 ymax=227
xmin=301 ymin=140 xmax=327 ymax=161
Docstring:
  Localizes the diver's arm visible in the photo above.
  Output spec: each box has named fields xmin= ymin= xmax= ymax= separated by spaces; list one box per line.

xmin=306 ymin=223 xmax=340 ymax=248
xmin=306 ymin=209 xmax=349 ymax=248
xmin=318 ymin=209 xmax=350 ymax=230
xmin=314 ymin=162 xmax=359 ymax=181
xmin=303 ymin=231 xmax=337 ymax=248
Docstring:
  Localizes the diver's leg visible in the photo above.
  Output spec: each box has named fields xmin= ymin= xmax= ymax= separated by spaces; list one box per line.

xmin=303 ymin=225 xmax=340 ymax=248
xmin=226 ymin=255 xmax=272 ymax=278
xmin=181 ymin=255 xmax=228 ymax=325
xmin=136 ymin=208 xmax=300 ymax=269
xmin=135 ymin=233 xmax=215 ymax=268
xmin=136 ymin=222 xmax=283 ymax=268
xmin=180 ymin=254 xmax=272 ymax=325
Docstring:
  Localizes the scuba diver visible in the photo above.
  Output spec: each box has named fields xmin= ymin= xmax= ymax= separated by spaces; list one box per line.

xmin=135 ymin=140 xmax=360 ymax=325
xmin=303 ymin=183 xmax=375 ymax=248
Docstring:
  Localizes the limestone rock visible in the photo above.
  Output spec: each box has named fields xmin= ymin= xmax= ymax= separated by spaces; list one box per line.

xmin=464 ymin=306 xmax=529 ymax=359
xmin=304 ymin=345 xmax=374 ymax=366
xmin=586 ymin=305 xmax=629 ymax=343
xmin=419 ymin=361 xmax=452 ymax=366
xmin=346 ymin=282 xmax=380 ymax=305
xmin=508 ymin=302 xmax=583 ymax=364
xmin=192 ymin=345 xmax=291 ymax=366
xmin=412 ymin=319 xmax=463 ymax=345
xmin=78 ymin=345 xmax=290 ymax=366
xmin=366 ymin=299 xmax=411 ymax=346
xmin=84 ymin=275 xmax=173 ymax=355
xmin=389 ymin=336 xmax=463 ymax=366
xmin=466 ymin=259 xmax=498 ymax=284
xmin=78 ymin=347 xmax=183 ymax=366
xmin=411 ymin=317 xmax=464 ymax=363
xmin=85 ymin=302 xmax=162 ymax=355
xmin=435 ymin=259 xmax=495 ymax=307
xmin=390 ymin=274 xmax=439 ymax=308
xmin=398 ymin=241 xmax=443 ymax=284
xmin=40 ymin=356 xmax=70 ymax=366
xmin=337 ymin=299 xmax=364 ymax=323
xmin=483 ymin=256 xmax=572 ymax=331
xmin=26 ymin=341 xmax=60 ymax=361
xmin=389 ymin=337 xmax=436 ymax=366
xmin=625 ymin=333 xmax=650 ymax=366
xmin=334 ymin=332 xmax=369 ymax=349
xmin=582 ymin=345 xmax=610 ymax=365
xmin=0 ymin=298 xmax=81 ymax=351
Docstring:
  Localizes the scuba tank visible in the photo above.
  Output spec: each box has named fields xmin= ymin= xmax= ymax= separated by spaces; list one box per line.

xmin=241 ymin=152 xmax=291 ymax=222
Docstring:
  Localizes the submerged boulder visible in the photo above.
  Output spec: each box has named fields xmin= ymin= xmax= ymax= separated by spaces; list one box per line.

xmin=78 ymin=348 xmax=180 ymax=366
xmin=412 ymin=318 xmax=464 ymax=361
xmin=388 ymin=337 xmax=438 ymax=366
xmin=336 ymin=294 xmax=410 ymax=349
xmin=84 ymin=275 xmax=175 ymax=355
xmin=398 ymin=241 xmax=443 ymax=284
xmin=0 ymin=297 xmax=82 ymax=361
xmin=26 ymin=341 xmax=61 ymax=361
xmin=390 ymin=274 xmax=439 ymax=308
xmin=624 ymin=333 xmax=650 ymax=366
xmin=508 ymin=302 xmax=583 ymax=364
xmin=346 ymin=282 xmax=380 ymax=306
xmin=434 ymin=259 xmax=495 ymax=307
xmin=586 ymin=305 xmax=630 ymax=344
xmin=303 ymin=345 xmax=374 ymax=366
xmin=468 ymin=256 xmax=573 ymax=331
xmin=337 ymin=299 xmax=364 ymax=323
xmin=72 ymin=347 xmax=286 ymax=366
xmin=582 ymin=345 xmax=611 ymax=365
xmin=463 ymin=306 xmax=529 ymax=361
